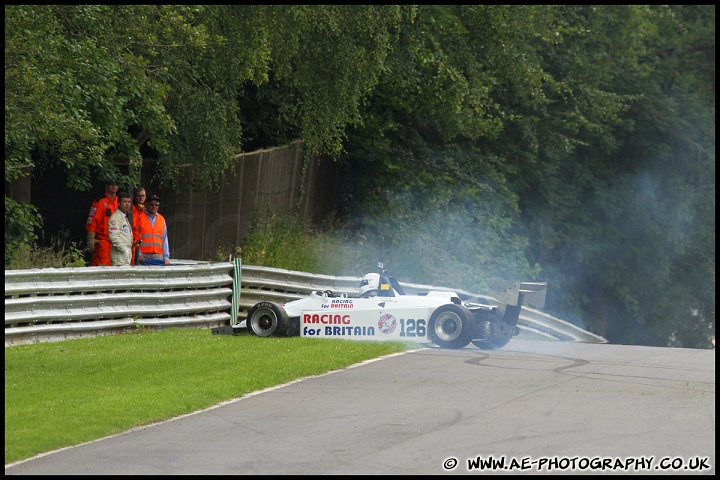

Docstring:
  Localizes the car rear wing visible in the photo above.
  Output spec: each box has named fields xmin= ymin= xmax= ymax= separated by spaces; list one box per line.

xmin=491 ymin=281 xmax=548 ymax=309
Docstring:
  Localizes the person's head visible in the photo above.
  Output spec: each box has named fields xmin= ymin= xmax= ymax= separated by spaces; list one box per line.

xmin=146 ymin=195 xmax=160 ymax=214
xmin=105 ymin=182 xmax=119 ymax=195
xmin=133 ymin=187 xmax=146 ymax=207
xmin=359 ymin=273 xmax=380 ymax=296
xmin=117 ymin=192 xmax=132 ymax=214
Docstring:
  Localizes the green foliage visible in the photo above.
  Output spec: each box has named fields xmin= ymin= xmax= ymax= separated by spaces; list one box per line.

xmin=336 ymin=5 xmax=713 ymax=348
xmin=505 ymin=5 xmax=715 ymax=348
xmin=4 ymin=5 xmax=406 ymax=240
xmin=5 ymin=328 xmax=410 ymax=464
xmin=4 ymin=198 xmax=42 ymax=266
xmin=5 ymin=229 xmax=86 ymax=270
xmin=5 ymin=5 xmax=181 ymax=188
xmin=5 ymin=5 xmax=188 ymax=248
xmin=217 ymin=208 xmax=329 ymax=274
xmin=263 ymin=5 xmax=405 ymax=158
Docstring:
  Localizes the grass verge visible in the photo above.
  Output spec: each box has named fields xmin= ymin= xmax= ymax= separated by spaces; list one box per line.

xmin=4 ymin=328 xmax=414 ymax=464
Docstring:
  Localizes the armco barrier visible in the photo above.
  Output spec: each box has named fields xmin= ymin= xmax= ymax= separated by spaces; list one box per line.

xmin=5 ymin=261 xmax=234 ymax=346
xmin=5 ymin=262 xmax=606 ymax=346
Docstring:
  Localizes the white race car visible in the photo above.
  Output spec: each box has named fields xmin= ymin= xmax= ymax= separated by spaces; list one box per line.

xmin=245 ymin=264 xmax=547 ymax=349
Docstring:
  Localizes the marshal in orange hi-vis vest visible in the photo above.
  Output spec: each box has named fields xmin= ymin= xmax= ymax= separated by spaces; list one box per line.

xmin=137 ymin=212 xmax=167 ymax=255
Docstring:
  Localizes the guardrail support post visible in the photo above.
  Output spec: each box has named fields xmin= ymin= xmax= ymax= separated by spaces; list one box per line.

xmin=230 ymin=257 xmax=242 ymax=326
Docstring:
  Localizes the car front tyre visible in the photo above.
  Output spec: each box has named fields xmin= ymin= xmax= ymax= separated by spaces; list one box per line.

xmin=246 ymin=302 xmax=289 ymax=337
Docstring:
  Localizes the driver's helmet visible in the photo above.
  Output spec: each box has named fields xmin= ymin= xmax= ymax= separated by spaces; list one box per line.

xmin=359 ymin=273 xmax=380 ymax=296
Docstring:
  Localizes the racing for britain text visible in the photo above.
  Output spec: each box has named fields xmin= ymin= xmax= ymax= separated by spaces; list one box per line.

xmin=302 ymin=317 xmax=427 ymax=338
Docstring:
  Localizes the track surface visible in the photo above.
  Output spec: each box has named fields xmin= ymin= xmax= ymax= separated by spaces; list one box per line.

xmin=5 ymin=341 xmax=715 ymax=475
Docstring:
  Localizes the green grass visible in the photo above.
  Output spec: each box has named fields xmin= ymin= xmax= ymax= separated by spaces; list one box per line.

xmin=4 ymin=328 xmax=414 ymax=465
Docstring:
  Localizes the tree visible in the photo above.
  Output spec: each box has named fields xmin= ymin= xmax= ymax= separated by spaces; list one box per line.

xmin=5 ymin=5 xmax=406 ymax=254
xmin=336 ymin=5 xmax=713 ymax=348
xmin=334 ymin=6 xmax=556 ymax=286
xmin=5 ymin=5 xmax=199 ymax=259
xmin=506 ymin=5 xmax=714 ymax=347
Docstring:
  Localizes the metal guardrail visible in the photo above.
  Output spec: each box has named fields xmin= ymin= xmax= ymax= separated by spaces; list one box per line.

xmin=5 ymin=262 xmax=606 ymax=346
xmin=5 ymin=261 xmax=234 ymax=346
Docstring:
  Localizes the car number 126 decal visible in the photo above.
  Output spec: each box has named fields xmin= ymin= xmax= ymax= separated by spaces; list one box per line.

xmin=398 ymin=318 xmax=426 ymax=338
xmin=377 ymin=315 xmax=427 ymax=337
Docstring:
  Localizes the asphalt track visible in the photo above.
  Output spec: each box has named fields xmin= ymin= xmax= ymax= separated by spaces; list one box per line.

xmin=5 ymin=340 xmax=715 ymax=475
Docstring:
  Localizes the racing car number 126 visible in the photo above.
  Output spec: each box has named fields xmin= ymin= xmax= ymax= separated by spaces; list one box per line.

xmin=235 ymin=264 xmax=547 ymax=350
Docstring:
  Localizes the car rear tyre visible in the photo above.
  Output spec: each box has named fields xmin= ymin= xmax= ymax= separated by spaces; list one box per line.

xmin=428 ymin=304 xmax=476 ymax=349
xmin=246 ymin=302 xmax=289 ymax=337
xmin=472 ymin=309 xmax=513 ymax=350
